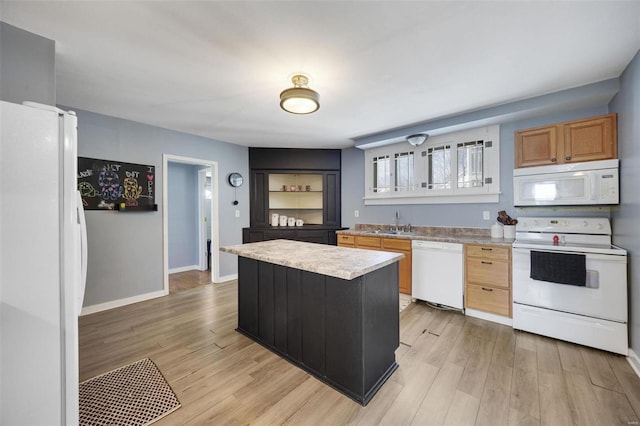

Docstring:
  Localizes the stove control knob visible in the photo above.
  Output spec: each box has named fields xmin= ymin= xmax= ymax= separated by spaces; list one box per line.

xmin=553 ymin=235 xmax=559 ymax=245
xmin=583 ymin=220 xmax=589 ymax=227
xmin=597 ymin=223 xmax=604 ymax=229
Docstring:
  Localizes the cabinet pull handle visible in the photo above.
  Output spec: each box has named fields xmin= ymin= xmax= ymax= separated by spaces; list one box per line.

xmin=551 ymin=157 xmax=557 ymax=162
xmin=481 ymin=287 xmax=493 ymax=292
xmin=565 ymin=156 xmax=572 ymax=161
xmin=481 ymin=247 xmax=493 ymax=251
xmin=481 ymin=261 xmax=493 ymax=265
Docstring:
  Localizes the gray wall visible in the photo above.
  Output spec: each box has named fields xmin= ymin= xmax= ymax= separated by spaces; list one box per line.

xmin=610 ymin=50 xmax=640 ymax=354
xmin=168 ymin=162 xmax=199 ymax=270
xmin=0 ymin=22 xmax=55 ymax=105
xmin=341 ymin=105 xmax=609 ymax=229
xmin=74 ymin=108 xmax=249 ymax=307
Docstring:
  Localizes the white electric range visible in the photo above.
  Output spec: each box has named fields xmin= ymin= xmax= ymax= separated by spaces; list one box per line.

xmin=512 ymin=217 xmax=628 ymax=355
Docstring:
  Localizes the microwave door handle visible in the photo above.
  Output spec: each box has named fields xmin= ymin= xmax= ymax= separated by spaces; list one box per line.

xmin=590 ymin=171 xmax=598 ymax=201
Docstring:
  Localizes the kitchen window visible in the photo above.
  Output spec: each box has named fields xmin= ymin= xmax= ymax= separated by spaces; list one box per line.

xmin=372 ymin=154 xmax=391 ymax=193
xmin=394 ymin=151 xmax=414 ymax=192
xmin=363 ymin=125 xmax=500 ymax=205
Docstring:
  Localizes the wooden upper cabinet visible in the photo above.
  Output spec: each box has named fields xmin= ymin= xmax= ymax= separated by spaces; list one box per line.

xmin=515 ymin=125 xmax=559 ymax=168
xmin=514 ymin=113 xmax=617 ymax=168
xmin=563 ymin=114 xmax=616 ymax=163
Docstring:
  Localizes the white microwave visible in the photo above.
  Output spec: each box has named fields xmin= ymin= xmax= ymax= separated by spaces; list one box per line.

xmin=514 ymin=159 xmax=619 ymax=206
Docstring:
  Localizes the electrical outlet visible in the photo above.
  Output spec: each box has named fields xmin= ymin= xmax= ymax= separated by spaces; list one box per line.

xmin=354 ymin=210 xmax=359 ymax=218
xmin=483 ymin=210 xmax=490 ymax=220
xmin=235 ymin=209 xmax=240 ymax=218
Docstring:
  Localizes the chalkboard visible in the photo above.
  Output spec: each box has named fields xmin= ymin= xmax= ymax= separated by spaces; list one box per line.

xmin=78 ymin=157 xmax=157 ymax=211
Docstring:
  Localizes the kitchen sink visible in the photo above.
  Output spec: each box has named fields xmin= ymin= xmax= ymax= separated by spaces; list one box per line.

xmin=363 ymin=230 xmax=415 ymax=236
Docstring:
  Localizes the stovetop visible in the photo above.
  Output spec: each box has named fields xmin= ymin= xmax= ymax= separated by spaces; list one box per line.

xmin=512 ymin=216 xmax=626 ymax=255
xmin=512 ymin=239 xmax=626 ymax=255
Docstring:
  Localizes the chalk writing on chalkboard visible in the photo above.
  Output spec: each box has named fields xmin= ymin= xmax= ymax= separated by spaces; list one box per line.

xmin=78 ymin=157 xmax=156 ymax=211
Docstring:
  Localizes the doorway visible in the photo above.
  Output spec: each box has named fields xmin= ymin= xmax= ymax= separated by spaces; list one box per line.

xmin=162 ymin=154 xmax=219 ymax=294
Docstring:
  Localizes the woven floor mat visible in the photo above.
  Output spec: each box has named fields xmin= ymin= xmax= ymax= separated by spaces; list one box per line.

xmin=79 ymin=358 xmax=180 ymax=426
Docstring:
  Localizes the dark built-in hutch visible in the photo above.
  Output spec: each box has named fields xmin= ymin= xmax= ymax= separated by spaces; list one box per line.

xmin=243 ymin=148 xmax=344 ymax=245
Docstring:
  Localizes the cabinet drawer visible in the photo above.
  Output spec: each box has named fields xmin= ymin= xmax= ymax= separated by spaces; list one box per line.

xmin=355 ymin=236 xmax=381 ymax=249
xmin=337 ymin=234 xmax=355 ymax=246
xmin=466 ymin=258 xmax=509 ymax=288
xmin=382 ymin=238 xmax=411 ymax=251
xmin=466 ymin=284 xmax=510 ymax=317
xmin=466 ymin=245 xmax=510 ymax=261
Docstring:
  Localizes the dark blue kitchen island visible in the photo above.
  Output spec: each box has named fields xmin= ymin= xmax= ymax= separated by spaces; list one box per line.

xmin=220 ymin=239 xmax=403 ymax=406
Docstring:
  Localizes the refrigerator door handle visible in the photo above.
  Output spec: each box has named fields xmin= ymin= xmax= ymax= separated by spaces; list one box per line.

xmin=76 ymin=191 xmax=88 ymax=313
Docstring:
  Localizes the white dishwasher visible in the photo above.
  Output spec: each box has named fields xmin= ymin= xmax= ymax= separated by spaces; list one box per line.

xmin=412 ymin=240 xmax=464 ymax=310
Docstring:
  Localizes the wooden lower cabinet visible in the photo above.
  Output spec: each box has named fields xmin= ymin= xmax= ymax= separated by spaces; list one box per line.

xmin=464 ymin=244 xmax=511 ymax=318
xmin=465 ymin=284 xmax=510 ymax=317
xmin=338 ymin=235 xmax=412 ymax=295
xmin=336 ymin=234 xmax=355 ymax=247
xmin=381 ymin=238 xmax=412 ymax=295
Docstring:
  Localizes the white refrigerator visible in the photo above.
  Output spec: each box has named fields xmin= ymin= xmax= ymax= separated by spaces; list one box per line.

xmin=1 ymin=100 xmax=87 ymax=425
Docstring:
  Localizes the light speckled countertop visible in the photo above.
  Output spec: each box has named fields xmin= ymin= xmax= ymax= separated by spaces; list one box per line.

xmin=336 ymin=225 xmax=514 ymax=247
xmin=220 ymin=239 xmax=404 ymax=280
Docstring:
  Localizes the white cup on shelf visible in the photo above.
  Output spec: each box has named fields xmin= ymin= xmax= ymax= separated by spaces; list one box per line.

xmin=279 ymin=215 xmax=287 ymax=227
xmin=288 ymin=217 xmax=296 ymax=226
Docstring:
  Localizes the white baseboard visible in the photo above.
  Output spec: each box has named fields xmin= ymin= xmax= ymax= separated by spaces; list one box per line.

xmin=216 ymin=273 xmax=238 ymax=283
xmin=168 ymin=265 xmax=201 ymax=274
xmin=628 ymin=348 xmax=640 ymax=378
xmin=465 ymin=308 xmax=513 ymax=327
xmin=80 ymin=289 xmax=167 ymax=316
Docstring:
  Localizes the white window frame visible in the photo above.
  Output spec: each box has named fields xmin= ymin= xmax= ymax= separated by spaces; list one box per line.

xmin=363 ymin=125 xmax=501 ymax=205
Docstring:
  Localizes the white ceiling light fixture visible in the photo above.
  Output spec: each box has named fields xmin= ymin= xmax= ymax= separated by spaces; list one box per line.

xmin=406 ymin=133 xmax=429 ymax=146
xmin=280 ymin=74 xmax=320 ymax=114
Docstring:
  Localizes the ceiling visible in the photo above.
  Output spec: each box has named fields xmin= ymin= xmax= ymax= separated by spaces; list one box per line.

xmin=2 ymin=1 xmax=639 ymax=149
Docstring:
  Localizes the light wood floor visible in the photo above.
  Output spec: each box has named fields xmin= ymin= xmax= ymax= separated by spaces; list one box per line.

xmin=79 ymin=280 xmax=640 ymax=425
xmin=169 ymin=269 xmax=212 ymax=294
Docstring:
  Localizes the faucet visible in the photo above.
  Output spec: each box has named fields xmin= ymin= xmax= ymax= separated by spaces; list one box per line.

xmin=393 ymin=211 xmax=400 ymax=231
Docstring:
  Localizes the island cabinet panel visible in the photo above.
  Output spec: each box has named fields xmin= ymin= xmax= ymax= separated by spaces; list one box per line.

xmin=361 ymin=265 xmax=399 ymax=391
xmin=235 ymin=257 xmax=399 ymax=406
xmin=300 ymin=271 xmax=326 ymax=373
xmin=325 ymin=275 xmax=363 ymax=394
xmin=258 ymin=262 xmax=275 ymax=345
xmin=285 ymin=268 xmax=302 ymax=360
xmin=238 ymin=257 xmax=260 ymax=337
xmin=273 ymin=265 xmax=288 ymax=353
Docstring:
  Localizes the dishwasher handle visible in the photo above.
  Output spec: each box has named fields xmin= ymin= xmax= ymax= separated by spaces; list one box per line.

xmin=411 ymin=240 xmax=463 ymax=252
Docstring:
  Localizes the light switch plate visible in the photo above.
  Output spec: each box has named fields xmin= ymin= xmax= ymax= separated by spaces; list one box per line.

xmin=235 ymin=209 xmax=240 ymax=218
xmin=354 ymin=210 xmax=359 ymax=218
xmin=483 ymin=210 xmax=490 ymax=220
